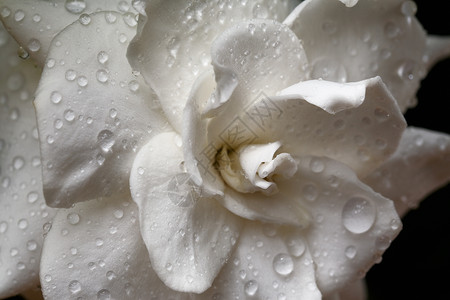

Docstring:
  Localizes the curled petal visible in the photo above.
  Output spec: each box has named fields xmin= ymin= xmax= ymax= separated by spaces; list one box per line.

xmin=130 ymin=132 xmax=243 ymax=293
xmin=0 ymin=24 xmax=56 ymax=298
xmin=127 ymin=0 xmax=293 ymax=131
xmin=40 ymin=195 xmax=189 ymax=300
xmin=209 ymin=76 xmax=406 ymax=178
xmin=285 ymin=0 xmax=427 ymax=113
xmin=34 ymin=12 xmax=167 ymax=208
xmin=0 ymin=0 xmax=138 ymax=66
xmin=364 ymin=127 xmax=450 ymax=217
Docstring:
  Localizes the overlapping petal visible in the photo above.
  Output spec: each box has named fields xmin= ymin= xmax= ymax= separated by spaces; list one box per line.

xmin=0 ymin=23 xmax=56 ymax=298
xmin=127 ymin=0 xmax=294 ymax=131
xmin=292 ymin=156 xmax=401 ymax=295
xmin=130 ymin=131 xmax=243 ymax=293
xmin=364 ymin=127 xmax=450 ymax=217
xmin=201 ymin=221 xmax=322 ymax=299
xmin=0 ymin=0 xmax=137 ymax=65
xmin=285 ymin=0 xmax=427 ymax=112
xmin=39 ymin=194 xmax=189 ymax=300
xmin=34 ymin=11 xmax=168 ymax=208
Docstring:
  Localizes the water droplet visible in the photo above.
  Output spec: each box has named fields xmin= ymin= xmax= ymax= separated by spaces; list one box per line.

xmin=64 ymin=109 xmax=76 ymax=122
xmin=96 ymin=69 xmax=109 ymax=83
xmin=68 ymin=280 xmax=82 ymax=294
xmin=113 ymin=209 xmax=124 ymax=219
xmin=97 ymin=289 xmax=111 ymax=300
xmin=14 ymin=10 xmax=25 ymax=22
xmin=123 ymin=12 xmax=137 ymax=27
xmin=401 ymin=1 xmax=417 ymax=17
xmin=67 ymin=213 xmax=80 ymax=225
xmin=97 ymin=130 xmax=115 ymax=152
xmin=52 ymin=119 xmax=63 ymax=130
xmin=13 ymin=156 xmax=25 ymax=170
xmin=273 ymin=253 xmax=294 ymax=276
xmin=27 ymin=38 xmax=41 ymax=52
xmin=17 ymin=47 xmax=29 ymax=59
xmin=96 ymin=238 xmax=104 ymax=247
xmin=345 ymin=245 xmax=357 ymax=259
xmin=374 ymin=107 xmax=389 ymax=122
xmin=79 ymin=13 xmax=91 ymax=25
xmin=342 ymin=196 xmax=376 ymax=234
xmin=128 ymin=80 xmax=139 ymax=92
xmin=106 ymin=270 xmax=116 ymax=280
xmin=9 ymin=108 xmax=20 ymax=120
xmin=105 ymin=12 xmax=117 ymax=23
xmin=397 ymin=59 xmax=416 ymax=81
xmin=65 ymin=0 xmax=86 ymax=14
xmin=309 ymin=158 xmax=325 ymax=173
xmin=27 ymin=191 xmax=39 ymax=203
xmin=27 ymin=240 xmax=38 ymax=251
xmin=109 ymin=108 xmax=117 ymax=118
xmin=311 ymin=57 xmax=347 ymax=82
xmin=17 ymin=262 xmax=26 ymax=270
xmin=44 ymin=274 xmax=52 ymax=282
xmin=77 ymin=75 xmax=88 ymax=87
xmin=18 ymin=218 xmax=28 ymax=230
xmin=244 ymin=280 xmax=258 ymax=296
xmin=65 ymin=70 xmax=77 ymax=81
xmin=97 ymin=51 xmax=109 ymax=64
xmin=302 ymin=183 xmax=318 ymax=202
xmin=0 ymin=221 xmax=8 ymax=233
xmin=286 ymin=235 xmax=306 ymax=257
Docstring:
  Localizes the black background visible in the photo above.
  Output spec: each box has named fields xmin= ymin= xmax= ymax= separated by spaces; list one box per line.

xmin=5 ymin=0 xmax=450 ymax=299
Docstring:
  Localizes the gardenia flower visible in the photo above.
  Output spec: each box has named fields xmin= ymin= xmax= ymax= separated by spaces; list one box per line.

xmin=1 ymin=0 xmax=450 ymax=299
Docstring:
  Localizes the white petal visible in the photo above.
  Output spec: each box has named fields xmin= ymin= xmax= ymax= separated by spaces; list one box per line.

xmin=201 ymin=221 xmax=322 ymax=300
xmin=130 ymin=132 xmax=243 ymax=293
xmin=0 ymin=0 xmax=137 ymax=65
xmin=285 ymin=0 xmax=427 ymax=113
xmin=127 ymin=0 xmax=293 ymax=131
xmin=363 ymin=127 xmax=450 ymax=217
xmin=280 ymin=79 xmax=366 ymax=114
xmin=210 ymin=76 xmax=406 ymax=178
xmin=324 ymin=280 xmax=367 ymax=300
xmin=0 ymin=24 xmax=56 ymax=298
xmin=34 ymin=11 xmax=168 ymax=208
xmin=206 ymin=19 xmax=309 ymax=116
xmin=288 ymin=156 xmax=401 ymax=296
xmin=40 ymin=195 xmax=189 ymax=300
xmin=424 ymin=35 xmax=450 ymax=72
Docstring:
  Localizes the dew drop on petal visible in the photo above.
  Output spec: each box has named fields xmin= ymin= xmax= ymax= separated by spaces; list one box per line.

xmin=244 ymin=280 xmax=258 ymax=296
xmin=309 ymin=158 xmax=325 ymax=173
xmin=286 ymin=236 xmax=306 ymax=258
xmin=97 ymin=130 xmax=115 ymax=152
xmin=273 ymin=253 xmax=294 ymax=276
xmin=68 ymin=280 xmax=81 ymax=294
xmin=96 ymin=69 xmax=109 ymax=83
xmin=65 ymin=70 xmax=77 ymax=81
xmin=345 ymin=246 xmax=357 ymax=259
xmin=79 ymin=13 xmax=91 ymax=25
xmin=65 ymin=0 xmax=86 ymax=14
xmin=0 ymin=221 xmax=8 ymax=233
xmin=13 ymin=156 xmax=25 ymax=170
xmin=97 ymin=51 xmax=109 ymax=64
xmin=97 ymin=289 xmax=111 ymax=300
xmin=27 ymin=39 xmax=41 ymax=52
xmin=27 ymin=191 xmax=39 ymax=203
xmin=342 ymin=196 xmax=376 ymax=234
xmin=67 ymin=213 xmax=80 ymax=225
xmin=106 ymin=271 xmax=116 ymax=280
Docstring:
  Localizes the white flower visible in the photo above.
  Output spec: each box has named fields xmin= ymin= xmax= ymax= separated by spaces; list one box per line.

xmin=1 ymin=0 xmax=450 ymax=299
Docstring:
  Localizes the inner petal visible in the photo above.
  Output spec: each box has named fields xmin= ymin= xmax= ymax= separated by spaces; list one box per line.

xmin=217 ymin=142 xmax=297 ymax=195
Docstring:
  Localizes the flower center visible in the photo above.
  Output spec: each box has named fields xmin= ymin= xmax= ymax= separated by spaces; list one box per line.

xmin=216 ymin=141 xmax=298 ymax=195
